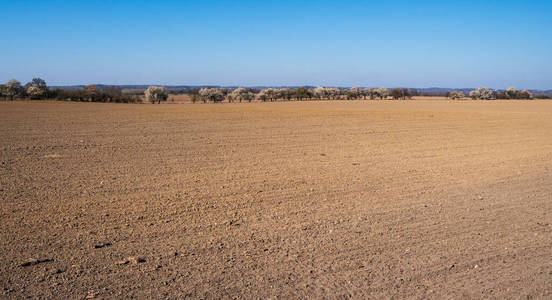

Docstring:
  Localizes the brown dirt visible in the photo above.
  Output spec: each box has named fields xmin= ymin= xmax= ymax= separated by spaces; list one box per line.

xmin=1 ymin=100 xmax=551 ymax=299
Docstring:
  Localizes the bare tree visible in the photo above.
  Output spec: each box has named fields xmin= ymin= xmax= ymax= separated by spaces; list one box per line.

xmin=278 ymin=88 xmax=294 ymax=101
xmin=360 ymin=88 xmax=370 ymax=99
xmin=84 ymin=85 xmax=101 ymax=102
xmin=295 ymin=87 xmax=310 ymax=101
xmin=31 ymin=78 xmax=46 ymax=89
xmin=391 ymin=88 xmax=402 ymax=100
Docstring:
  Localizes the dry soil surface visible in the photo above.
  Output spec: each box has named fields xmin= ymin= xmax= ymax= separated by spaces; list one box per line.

xmin=1 ymin=100 xmax=551 ymax=299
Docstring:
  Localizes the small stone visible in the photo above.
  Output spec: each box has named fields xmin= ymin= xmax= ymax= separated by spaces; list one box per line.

xmin=94 ymin=242 xmax=112 ymax=249
xmin=21 ymin=258 xmax=39 ymax=267
xmin=474 ymin=264 xmax=479 ymax=269
xmin=114 ymin=260 xmax=129 ymax=265
xmin=128 ymin=256 xmax=146 ymax=264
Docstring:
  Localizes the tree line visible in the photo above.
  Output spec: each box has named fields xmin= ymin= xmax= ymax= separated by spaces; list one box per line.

xmin=453 ymin=87 xmax=533 ymax=100
xmin=146 ymin=86 xmax=420 ymax=103
xmin=1 ymin=78 xmax=548 ymax=103
xmin=0 ymin=78 xmax=141 ymax=103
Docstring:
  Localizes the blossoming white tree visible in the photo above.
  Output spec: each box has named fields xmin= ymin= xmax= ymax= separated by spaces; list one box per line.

xmin=313 ymin=87 xmax=331 ymax=100
xmin=230 ymin=88 xmax=254 ymax=102
xmin=256 ymin=88 xmax=280 ymax=101
xmin=255 ymin=89 xmax=269 ymax=102
xmin=469 ymin=87 xmax=492 ymax=100
xmin=25 ymin=78 xmax=47 ymax=99
xmin=504 ymin=86 xmax=517 ymax=99
xmin=145 ymin=86 xmax=168 ymax=104
xmin=376 ymin=87 xmax=388 ymax=99
xmin=5 ymin=79 xmax=21 ymax=100
xmin=26 ymin=86 xmax=45 ymax=99
xmin=519 ymin=89 xmax=532 ymax=99
xmin=350 ymin=87 xmax=362 ymax=99
xmin=328 ymin=88 xmax=341 ymax=99
xmin=199 ymin=88 xmax=224 ymax=103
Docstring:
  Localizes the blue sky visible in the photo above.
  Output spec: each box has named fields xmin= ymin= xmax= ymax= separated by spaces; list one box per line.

xmin=1 ymin=0 xmax=551 ymax=89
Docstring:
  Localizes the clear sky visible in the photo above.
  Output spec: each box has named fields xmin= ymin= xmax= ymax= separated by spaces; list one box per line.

xmin=1 ymin=0 xmax=551 ymax=89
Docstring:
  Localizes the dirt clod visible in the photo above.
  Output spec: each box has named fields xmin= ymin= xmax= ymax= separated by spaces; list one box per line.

xmin=128 ymin=257 xmax=146 ymax=264
xmin=114 ymin=260 xmax=129 ymax=266
xmin=94 ymin=242 xmax=112 ymax=249
xmin=20 ymin=258 xmax=53 ymax=267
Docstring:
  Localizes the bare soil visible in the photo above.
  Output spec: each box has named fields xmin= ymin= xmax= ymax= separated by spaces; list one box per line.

xmin=1 ymin=100 xmax=551 ymax=299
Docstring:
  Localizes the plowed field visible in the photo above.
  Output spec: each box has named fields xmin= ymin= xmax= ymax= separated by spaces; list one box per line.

xmin=1 ymin=100 xmax=551 ymax=298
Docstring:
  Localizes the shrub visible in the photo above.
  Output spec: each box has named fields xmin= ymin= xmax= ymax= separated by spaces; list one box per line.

xmin=188 ymin=89 xmax=200 ymax=103
xmin=448 ymin=91 xmax=465 ymax=100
